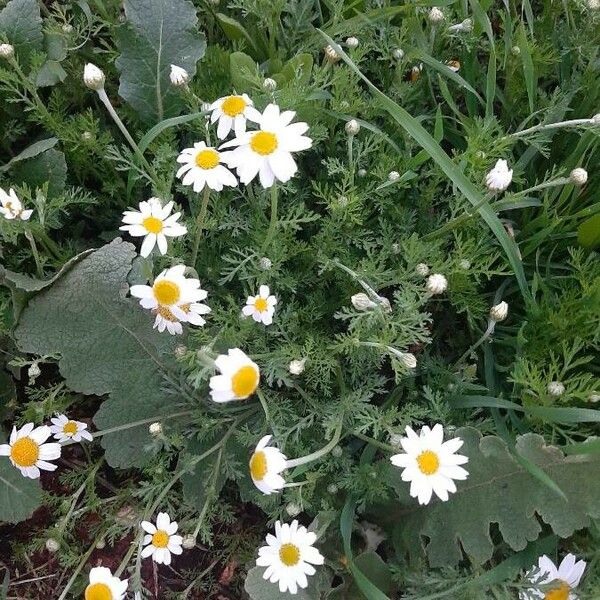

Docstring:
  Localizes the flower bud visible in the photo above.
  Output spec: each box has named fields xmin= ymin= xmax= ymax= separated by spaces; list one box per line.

xmin=345 ymin=119 xmax=360 ymax=135
xmin=426 ymin=273 xmax=448 ymax=294
xmin=327 ymin=483 xmax=338 ymax=494
xmin=485 ymin=159 xmax=513 ymax=192
xmin=416 ymin=263 xmax=430 ymax=277
xmin=83 ymin=63 xmax=105 ymax=91
xmin=392 ymin=48 xmax=404 ymax=61
xmin=201 ymin=101 xmax=212 ymax=113
xmin=62 ymin=24 xmax=74 ymax=34
xmin=45 ymin=538 xmax=60 ymax=553
xmin=170 ymin=64 xmax=189 ymax=87
xmin=182 ymin=534 xmax=196 ymax=549
xmin=289 ymin=358 xmax=306 ymax=375
xmin=0 ymin=43 xmax=15 ymax=59
xmin=589 ymin=394 xmax=600 ymax=403
xmin=391 ymin=243 xmax=401 ymax=254
xmin=324 ymin=44 xmax=341 ymax=63
xmin=149 ymin=422 xmax=162 ymax=436
xmin=286 ymin=502 xmax=301 ymax=517
xmin=398 ymin=352 xmax=417 ymax=369
xmin=358 ymin=168 xmax=367 ymax=177
xmin=331 ymin=445 xmax=343 ymax=457
xmin=388 ymin=170 xmax=400 ymax=182
xmin=511 ymin=46 xmax=521 ymax=56
xmin=428 ymin=7 xmax=444 ymax=23
xmin=174 ymin=345 xmax=187 ymax=358
xmin=460 ymin=18 xmax=473 ymax=32
xmin=459 ymin=259 xmax=471 ymax=270
xmin=28 ymin=362 xmax=41 ymax=382
xmin=96 ymin=538 xmax=106 ymax=549
xmin=569 ymin=168 xmax=588 ymax=186
xmin=263 ymin=77 xmax=277 ymax=91
xmin=547 ymin=381 xmax=565 ymax=397
xmin=351 ymin=292 xmax=377 ymax=311
xmin=346 ymin=37 xmax=359 ymax=48
xmin=81 ymin=131 xmax=93 ymax=142
xmin=592 ymin=113 xmax=600 ymax=125
xmin=259 ymin=256 xmax=272 ymax=270
xmin=490 ymin=301 xmax=508 ymax=322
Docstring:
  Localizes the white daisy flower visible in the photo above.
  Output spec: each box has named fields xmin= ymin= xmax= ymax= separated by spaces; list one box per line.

xmin=209 ymin=348 xmax=260 ymax=403
xmin=140 ymin=512 xmax=184 ymax=565
xmin=250 ymin=435 xmax=287 ymax=495
xmin=152 ymin=300 xmax=211 ymax=335
xmin=485 ymin=159 xmax=513 ymax=192
xmin=176 ymin=141 xmax=238 ymax=192
xmin=119 ymin=198 xmax=187 ymax=258
xmin=0 ymin=423 xmax=61 ymax=479
xmin=49 ymin=414 xmax=93 ymax=443
xmin=221 ymin=103 xmax=312 ymax=188
xmin=390 ymin=424 xmax=469 ymax=505
xmin=0 ymin=187 xmax=33 ymax=221
xmin=84 ymin=566 xmax=128 ymax=600
xmin=242 ymin=284 xmax=277 ymax=325
xmin=256 ymin=520 xmax=325 ymax=595
xmin=130 ymin=265 xmax=208 ymax=322
xmin=520 ymin=553 xmax=586 ymax=600
xmin=209 ymin=93 xmax=261 ymax=140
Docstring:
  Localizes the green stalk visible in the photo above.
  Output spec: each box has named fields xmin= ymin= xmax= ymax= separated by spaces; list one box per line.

xmin=262 ymin=184 xmax=279 ymax=250
xmin=190 ymin=186 xmax=211 ymax=267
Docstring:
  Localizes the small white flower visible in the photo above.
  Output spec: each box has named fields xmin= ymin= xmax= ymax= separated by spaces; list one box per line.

xmin=351 ymin=292 xmax=377 ymax=311
xmin=345 ymin=119 xmax=360 ymax=135
xmin=170 ymin=64 xmax=189 ymax=87
xmin=0 ymin=43 xmax=14 ymax=59
xmin=490 ymin=301 xmax=508 ymax=322
xmin=176 ymin=141 xmax=238 ymax=192
xmin=520 ymin=554 xmax=586 ymax=600
xmin=249 ymin=435 xmax=287 ymax=495
xmin=569 ymin=168 xmax=588 ymax=186
xmin=209 ymin=93 xmax=261 ymax=140
xmin=548 ymin=381 xmax=565 ymax=397
xmin=346 ymin=36 xmax=359 ymax=48
xmin=426 ymin=273 xmax=448 ymax=294
xmin=289 ymin=358 xmax=306 ymax=375
xmin=83 ymin=63 xmax=105 ymax=90
xmin=49 ymin=415 xmax=93 ymax=443
xmin=392 ymin=48 xmax=404 ymax=60
xmin=84 ymin=567 xmax=128 ymax=600
xmin=221 ymin=103 xmax=312 ymax=188
xmin=149 ymin=422 xmax=162 ymax=436
xmin=256 ymin=520 xmax=325 ymax=595
xmin=0 ymin=423 xmax=61 ymax=479
xmin=0 ymin=187 xmax=33 ymax=221
xmin=485 ymin=159 xmax=513 ymax=192
xmin=209 ymin=348 xmax=260 ymax=402
xmin=388 ymin=170 xmax=400 ymax=181
xmin=119 ymin=198 xmax=187 ymax=258
xmin=416 ymin=263 xmax=430 ymax=277
xmin=141 ymin=512 xmax=184 ymax=565
xmin=242 ymin=284 xmax=277 ymax=325
xmin=263 ymin=77 xmax=277 ymax=91
xmin=324 ymin=44 xmax=340 ymax=63
xmin=390 ymin=424 xmax=469 ymax=505
xmin=429 ymin=7 xmax=444 ymax=23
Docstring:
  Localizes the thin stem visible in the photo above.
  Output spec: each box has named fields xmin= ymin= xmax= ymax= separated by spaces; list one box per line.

xmin=24 ymin=228 xmax=43 ymax=277
xmin=191 ymin=445 xmax=225 ymax=539
xmin=352 ymin=431 xmax=396 ymax=453
xmin=347 ymin=134 xmax=354 ymax=186
xmin=510 ymin=177 xmax=570 ymax=197
xmin=507 ymin=116 xmax=598 ymax=140
xmin=190 ymin=186 xmax=211 ymax=267
xmin=256 ymin=388 xmax=278 ymax=437
xmin=456 ymin=320 xmax=496 ymax=366
xmin=286 ymin=421 xmax=343 ymax=469
xmin=262 ymin=184 xmax=279 ymax=250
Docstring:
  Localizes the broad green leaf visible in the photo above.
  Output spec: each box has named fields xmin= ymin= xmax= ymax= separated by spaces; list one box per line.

xmin=516 ymin=24 xmax=535 ymax=114
xmin=116 ymin=0 xmax=206 ymax=123
xmin=389 ymin=428 xmax=600 ymax=567
xmin=137 ymin=111 xmax=206 ymax=155
xmin=0 ymin=137 xmax=58 ymax=173
xmin=11 ymin=148 xmax=67 ymax=197
xmin=577 ymin=214 xmax=600 ymax=249
xmin=215 ymin=12 xmax=259 ymax=56
xmin=13 ymin=239 xmax=183 ymax=468
xmin=0 ymin=459 xmax=42 ymax=523
xmin=245 ymin=564 xmax=332 ymax=600
xmin=229 ymin=51 xmax=259 ymax=91
xmin=36 ymin=32 xmax=68 ymax=87
xmin=0 ymin=0 xmax=43 ymax=66
xmin=274 ymin=53 xmax=313 ymax=86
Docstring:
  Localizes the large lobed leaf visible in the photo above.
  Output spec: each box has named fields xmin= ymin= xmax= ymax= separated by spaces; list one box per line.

xmin=14 ymin=239 xmax=183 ymax=468
xmin=389 ymin=427 xmax=600 ymax=567
xmin=0 ymin=0 xmax=42 ymax=66
xmin=0 ymin=459 xmax=41 ymax=523
xmin=115 ymin=0 xmax=206 ymax=123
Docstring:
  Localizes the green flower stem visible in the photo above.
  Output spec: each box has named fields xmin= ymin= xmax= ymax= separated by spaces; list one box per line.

xmin=510 ymin=177 xmax=571 ymax=197
xmin=286 ymin=421 xmax=343 ymax=469
xmin=191 ymin=444 xmax=225 ymax=539
xmin=506 ymin=116 xmax=599 ymax=140
xmin=256 ymin=387 xmax=277 ymax=437
xmin=262 ymin=184 xmax=279 ymax=250
xmin=190 ymin=186 xmax=211 ymax=268
xmin=347 ymin=133 xmax=355 ymax=186
xmin=24 ymin=227 xmax=43 ymax=277
xmin=352 ymin=430 xmax=397 ymax=453
xmin=455 ymin=319 xmax=496 ymax=367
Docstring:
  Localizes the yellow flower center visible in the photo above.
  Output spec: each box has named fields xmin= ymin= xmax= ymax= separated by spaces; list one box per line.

xmin=231 ymin=365 xmax=259 ymax=398
xmin=250 ymin=131 xmax=278 ymax=156
xmin=544 ymin=581 xmax=570 ymax=600
xmin=249 ymin=450 xmax=268 ymax=481
xmin=152 ymin=530 xmax=170 ymax=548
xmin=142 ymin=216 xmax=163 ymax=234
xmin=153 ymin=280 xmax=181 ymax=305
xmin=62 ymin=421 xmax=78 ymax=435
xmin=416 ymin=450 xmax=440 ymax=475
xmin=85 ymin=582 xmax=113 ymax=600
xmin=279 ymin=543 xmax=301 ymax=567
xmin=221 ymin=95 xmax=246 ymax=117
xmin=195 ymin=148 xmax=220 ymax=169
xmin=10 ymin=437 xmax=39 ymax=467
xmin=254 ymin=298 xmax=268 ymax=312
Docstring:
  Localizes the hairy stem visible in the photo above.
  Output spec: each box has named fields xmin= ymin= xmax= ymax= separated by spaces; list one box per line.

xmin=190 ymin=186 xmax=211 ymax=268
xmin=262 ymin=184 xmax=279 ymax=250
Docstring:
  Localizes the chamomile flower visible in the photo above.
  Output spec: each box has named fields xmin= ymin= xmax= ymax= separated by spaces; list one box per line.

xmin=140 ymin=512 xmax=183 ymax=565
xmin=0 ymin=187 xmax=33 ymax=221
xmin=119 ymin=198 xmax=187 ymax=257
xmin=520 ymin=553 xmax=586 ymax=600
xmin=130 ymin=265 xmax=208 ymax=322
xmin=390 ymin=424 xmax=469 ymax=505
xmin=84 ymin=567 xmax=128 ymax=600
xmin=250 ymin=435 xmax=287 ymax=495
xmin=221 ymin=103 xmax=312 ymax=188
xmin=242 ymin=285 xmax=277 ymax=325
xmin=176 ymin=141 xmax=237 ymax=192
xmin=256 ymin=520 xmax=324 ymax=595
xmin=209 ymin=93 xmax=261 ymax=139
xmin=49 ymin=414 xmax=93 ymax=443
xmin=152 ymin=300 xmax=211 ymax=335
xmin=209 ymin=348 xmax=260 ymax=402
xmin=0 ymin=423 xmax=61 ymax=479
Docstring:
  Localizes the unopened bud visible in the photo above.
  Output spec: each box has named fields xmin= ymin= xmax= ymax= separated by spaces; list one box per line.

xmin=289 ymin=358 xmax=306 ymax=375
xmin=0 ymin=44 xmax=14 ymax=59
xmin=429 ymin=7 xmax=444 ymax=23
xmin=426 ymin=273 xmax=448 ymax=294
xmin=345 ymin=119 xmax=360 ymax=135
xmin=96 ymin=539 xmax=106 ymax=549
xmin=170 ymin=64 xmax=190 ymax=87
xmin=182 ymin=534 xmax=196 ymax=549
xmin=327 ymin=484 xmax=338 ymax=494
xmin=351 ymin=292 xmax=377 ymax=311
xmin=589 ymin=394 xmax=600 ymax=403
xmin=388 ymin=170 xmax=400 ymax=182
xmin=511 ymin=46 xmax=521 ymax=56
xmin=358 ymin=168 xmax=367 ymax=177
xmin=392 ymin=48 xmax=404 ymax=61
xmin=416 ymin=263 xmax=430 ymax=277
xmin=490 ymin=301 xmax=508 ymax=322
xmin=45 ymin=538 xmax=60 ymax=553
xmin=570 ymin=168 xmax=588 ymax=186
xmin=460 ymin=18 xmax=473 ymax=32
xmin=547 ymin=381 xmax=565 ymax=397
xmin=81 ymin=131 xmax=93 ymax=141
xmin=398 ymin=352 xmax=417 ymax=369
xmin=324 ymin=44 xmax=340 ymax=63
xmin=62 ymin=24 xmax=74 ymax=34
xmin=174 ymin=345 xmax=186 ymax=358
xmin=149 ymin=422 xmax=162 ymax=436
xmin=592 ymin=114 xmax=600 ymax=125
xmin=28 ymin=362 xmax=41 ymax=381
xmin=286 ymin=502 xmax=301 ymax=516
xmin=459 ymin=259 xmax=471 ymax=270
xmin=346 ymin=36 xmax=359 ymax=49
xmin=83 ymin=63 xmax=105 ymax=91
xmin=263 ymin=77 xmax=277 ymax=91
xmin=331 ymin=445 xmax=343 ymax=457
xmin=259 ymin=256 xmax=272 ymax=270
xmin=391 ymin=243 xmax=401 ymax=254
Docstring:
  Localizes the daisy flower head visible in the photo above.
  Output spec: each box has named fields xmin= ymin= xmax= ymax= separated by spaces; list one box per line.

xmin=49 ymin=414 xmax=93 ymax=443
xmin=176 ymin=141 xmax=238 ymax=192
xmin=140 ymin=512 xmax=183 ymax=565
xmin=0 ymin=187 xmax=33 ymax=221
xmin=256 ymin=520 xmax=324 ymax=595
xmin=152 ymin=300 xmax=211 ymax=336
xmin=390 ymin=423 xmax=469 ymax=505
xmin=84 ymin=567 xmax=128 ymax=600
xmin=520 ymin=553 xmax=586 ymax=600
xmin=242 ymin=284 xmax=277 ymax=325
xmin=209 ymin=93 xmax=261 ymax=139
xmin=209 ymin=348 xmax=260 ymax=402
xmin=221 ymin=103 xmax=312 ymax=188
xmin=119 ymin=198 xmax=187 ymax=258
xmin=0 ymin=423 xmax=61 ymax=479
xmin=250 ymin=435 xmax=287 ymax=495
